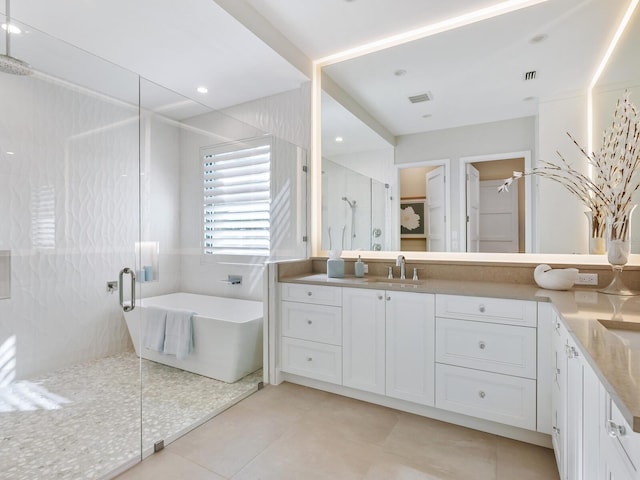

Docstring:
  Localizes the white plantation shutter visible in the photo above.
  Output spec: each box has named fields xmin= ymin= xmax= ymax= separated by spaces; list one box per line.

xmin=203 ymin=137 xmax=271 ymax=256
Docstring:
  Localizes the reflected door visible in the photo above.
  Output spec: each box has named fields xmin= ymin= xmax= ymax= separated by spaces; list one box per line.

xmin=466 ymin=164 xmax=480 ymax=252
xmin=479 ymin=180 xmax=519 ymax=252
xmin=426 ymin=166 xmax=446 ymax=251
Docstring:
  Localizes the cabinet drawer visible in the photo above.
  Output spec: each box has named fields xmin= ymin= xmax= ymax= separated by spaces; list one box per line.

xmin=281 ymin=301 xmax=342 ymax=345
xmin=281 ymin=337 xmax=342 ymax=385
xmin=605 ymin=394 xmax=640 ymax=473
xmin=279 ymin=283 xmax=342 ymax=306
xmin=435 ymin=364 xmax=536 ymax=430
xmin=435 ymin=318 xmax=536 ymax=378
xmin=436 ymin=294 xmax=537 ymax=327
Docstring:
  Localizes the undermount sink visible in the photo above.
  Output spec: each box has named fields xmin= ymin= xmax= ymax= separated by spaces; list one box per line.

xmin=597 ymin=319 xmax=640 ymax=350
xmin=367 ymin=278 xmax=425 ymax=287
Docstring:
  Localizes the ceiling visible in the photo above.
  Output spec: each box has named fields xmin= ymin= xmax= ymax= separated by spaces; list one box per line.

xmin=0 ymin=0 xmax=637 ymax=147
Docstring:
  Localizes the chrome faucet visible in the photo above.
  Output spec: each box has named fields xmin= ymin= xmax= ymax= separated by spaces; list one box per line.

xmin=396 ymin=255 xmax=406 ymax=280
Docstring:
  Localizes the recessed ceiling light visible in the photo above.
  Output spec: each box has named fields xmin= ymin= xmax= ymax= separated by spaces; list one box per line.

xmin=1 ymin=23 xmax=21 ymax=34
xmin=523 ymin=96 xmax=537 ymax=102
xmin=6 ymin=151 xmax=15 ymax=155
xmin=529 ymin=33 xmax=548 ymax=44
xmin=422 ymin=114 xmax=432 ymax=119
xmin=335 ymin=136 xmax=344 ymax=143
xmin=394 ymin=69 xmax=407 ymax=77
xmin=196 ymin=86 xmax=208 ymax=94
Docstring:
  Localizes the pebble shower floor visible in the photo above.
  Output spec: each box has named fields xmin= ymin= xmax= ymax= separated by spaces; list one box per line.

xmin=0 ymin=352 xmax=262 ymax=479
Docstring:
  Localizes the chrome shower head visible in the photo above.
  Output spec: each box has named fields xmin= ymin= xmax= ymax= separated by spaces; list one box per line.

xmin=0 ymin=54 xmax=32 ymax=75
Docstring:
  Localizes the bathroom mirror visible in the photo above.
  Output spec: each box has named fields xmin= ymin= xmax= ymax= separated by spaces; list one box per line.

xmin=320 ymin=0 xmax=637 ymax=254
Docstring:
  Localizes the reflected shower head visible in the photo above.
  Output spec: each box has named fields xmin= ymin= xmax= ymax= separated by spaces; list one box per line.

xmin=342 ymin=196 xmax=356 ymax=208
xmin=0 ymin=54 xmax=32 ymax=75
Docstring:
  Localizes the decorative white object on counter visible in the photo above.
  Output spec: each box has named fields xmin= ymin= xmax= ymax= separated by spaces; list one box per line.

xmin=534 ymin=264 xmax=578 ymax=291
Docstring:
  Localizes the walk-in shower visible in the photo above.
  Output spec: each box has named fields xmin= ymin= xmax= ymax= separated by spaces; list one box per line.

xmin=0 ymin=10 xmax=308 ymax=479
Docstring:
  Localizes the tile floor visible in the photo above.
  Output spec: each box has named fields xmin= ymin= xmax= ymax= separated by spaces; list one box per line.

xmin=0 ymin=352 xmax=262 ymax=480
xmin=115 ymin=382 xmax=560 ymax=480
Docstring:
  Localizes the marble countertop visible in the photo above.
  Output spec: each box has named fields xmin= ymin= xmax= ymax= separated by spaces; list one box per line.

xmin=280 ymin=273 xmax=640 ymax=432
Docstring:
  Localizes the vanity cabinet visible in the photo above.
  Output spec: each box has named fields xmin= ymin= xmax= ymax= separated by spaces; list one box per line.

xmin=551 ymin=310 xmax=639 ymax=480
xmin=342 ymin=287 xmax=435 ymax=403
xmin=280 ymin=284 xmax=343 ymax=385
xmin=434 ymin=294 xmax=538 ymax=430
xmin=278 ymin=282 xmax=547 ymax=442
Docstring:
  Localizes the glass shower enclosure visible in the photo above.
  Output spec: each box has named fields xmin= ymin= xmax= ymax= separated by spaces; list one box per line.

xmin=0 ymin=12 xmax=308 ymax=480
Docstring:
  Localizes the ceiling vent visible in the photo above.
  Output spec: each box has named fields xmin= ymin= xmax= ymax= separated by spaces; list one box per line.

xmin=408 ymin=92 xmax=433 ymax=103
xmin=524 ymin=71 xmax=537 ymax=81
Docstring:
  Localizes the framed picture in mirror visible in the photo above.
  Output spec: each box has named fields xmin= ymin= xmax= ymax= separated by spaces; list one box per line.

xmin=400 ymin=199 xmax=427 ymax=238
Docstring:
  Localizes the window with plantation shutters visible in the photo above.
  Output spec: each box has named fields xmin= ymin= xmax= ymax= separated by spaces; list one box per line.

xmin=202 ymin=137 xmax=271 ymax=256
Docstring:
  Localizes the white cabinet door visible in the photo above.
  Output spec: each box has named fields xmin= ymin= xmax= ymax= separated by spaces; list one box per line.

xmin=551 ymin=314 xmax=567 ymax=480
xmin=566 ymin=338 xmax=583 ymax=480
xmin=582 ymin=355 xmax=600 ymax=480
xmin=342 ymin=287 xmax=386 ymax=394
xmin=386 ymin=291 xmax=435 ymax=406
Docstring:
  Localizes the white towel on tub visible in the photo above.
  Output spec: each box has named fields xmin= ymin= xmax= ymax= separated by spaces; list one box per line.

xmin=163 ymin=309 xmax=194 ymax=360
xmin=142 ymin=307 xmax=167 ymax=352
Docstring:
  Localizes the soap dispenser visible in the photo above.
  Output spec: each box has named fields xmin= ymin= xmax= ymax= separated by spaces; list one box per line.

xmin=327 ymin=250 xmax=345 ymax=278
xmin=354 ymin=255 xmax=365 ymax=277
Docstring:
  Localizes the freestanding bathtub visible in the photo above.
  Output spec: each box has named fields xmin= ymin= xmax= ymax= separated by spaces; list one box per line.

xmin=123 ymin=292 xmax=263 ymax=383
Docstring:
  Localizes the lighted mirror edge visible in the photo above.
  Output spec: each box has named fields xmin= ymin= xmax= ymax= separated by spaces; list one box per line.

xmin=318 ymin=251 xmax=640 ymax=267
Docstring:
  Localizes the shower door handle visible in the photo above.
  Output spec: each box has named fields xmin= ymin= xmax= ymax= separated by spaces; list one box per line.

xmin=119 ymin=267 xmax=136 ymax=312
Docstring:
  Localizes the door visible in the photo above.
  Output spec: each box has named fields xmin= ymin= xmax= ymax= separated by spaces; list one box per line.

xmin=0 ymin=36 xmax=143 ymax=479
xmin=466 ymin=164 xmax=480 ymax=252
xmin=479 ymin=179 xmax=519 ymax=252
xmin=426 ymin=166 xmax=446 ymax=251
xmin=342 ymin=288 xmax=386 ymax=394
xmin=386 ymin=292 xmax=435 ymax=405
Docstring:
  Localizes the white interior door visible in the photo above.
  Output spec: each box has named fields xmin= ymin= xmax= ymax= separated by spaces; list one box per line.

xmin=466 ymin=164 xmax=480 ymax=252
xmin=426 ymin=166 xmax=446 ymax=252
xmin=479 ymin=179 xmax=519 ymax=252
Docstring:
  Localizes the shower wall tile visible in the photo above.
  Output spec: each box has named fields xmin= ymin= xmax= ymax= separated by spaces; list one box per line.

xmin=0 ymin=73 xmax=141 ymax=379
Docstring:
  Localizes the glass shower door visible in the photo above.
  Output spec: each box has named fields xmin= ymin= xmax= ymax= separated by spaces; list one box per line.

xmin=0 ymin=16 xmax=144 ymax=479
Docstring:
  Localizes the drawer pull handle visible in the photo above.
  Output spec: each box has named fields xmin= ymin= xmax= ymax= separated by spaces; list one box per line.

xmin=606 ymin=420 xmax=626 ymax=438
xmin=377 ymin=295 xmax=383 ymax=300
xmin=478 ymin=390 xmax=486 ymax=399
xmin=478 ymin=341 xmax=486 ymax=350
xmin=386 ymin=296 xmax=391 ymax=301
xmin=552 ymin=426 xmax=560 ymax=435
xmin=479 ymin=305 xmax=486 ymax=313
xmin=307 ymin=319 xmax=312 ymax=325
xmin=554 ymin=321 xmax=561 ymax=330
xmin=307 ymin=357 xmax=313 ymax=362
xmin=307 ymin=291 xmax=312 ymax=296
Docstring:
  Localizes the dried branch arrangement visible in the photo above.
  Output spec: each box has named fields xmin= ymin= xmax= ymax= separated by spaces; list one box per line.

xmin=499 ymin=91 xmax=640 ymax=241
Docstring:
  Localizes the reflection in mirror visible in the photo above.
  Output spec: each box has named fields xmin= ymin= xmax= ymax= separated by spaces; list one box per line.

xmin=593 ymin=4 xmax=640 ymax=253
xmin=319 ymin=0 xmax=635 ymax=255
xmin=321 ymin=92 xmax=394 ymax=251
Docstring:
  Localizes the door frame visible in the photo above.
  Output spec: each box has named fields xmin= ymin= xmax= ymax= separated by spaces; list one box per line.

xmin=395 ymin=159 xmax=451 ymax=252
xmin=459 ymin=150 xmax=532 ymax=253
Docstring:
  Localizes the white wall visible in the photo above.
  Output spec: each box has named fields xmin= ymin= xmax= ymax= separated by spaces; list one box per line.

xmin=178 ymin=85 xmax=311 ymax=301
xmin=395 ymin=117 xmax=536 ymax=250
xmin=537 ymin=94 xmax=589 ymax=253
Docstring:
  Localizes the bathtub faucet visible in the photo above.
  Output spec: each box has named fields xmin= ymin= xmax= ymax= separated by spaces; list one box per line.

xmin=220 ymin=274 xmax=242 ymax=285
